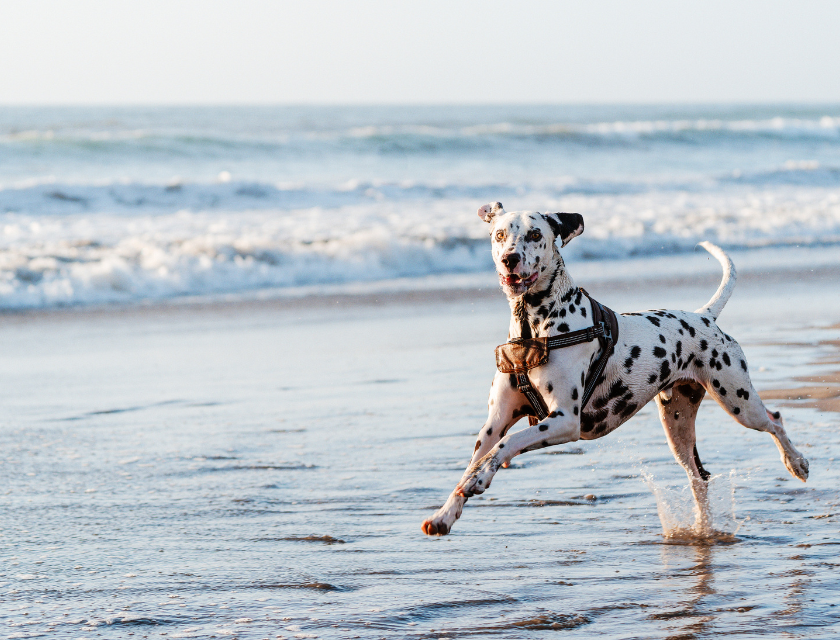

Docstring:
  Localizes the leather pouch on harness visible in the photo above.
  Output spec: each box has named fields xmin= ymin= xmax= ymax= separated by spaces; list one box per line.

xmin=495 ymin=338 xmax=549 ymax=374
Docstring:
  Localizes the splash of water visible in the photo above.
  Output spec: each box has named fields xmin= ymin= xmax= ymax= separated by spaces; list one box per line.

xmin=642 ymin=470 xmax=744 ymax=542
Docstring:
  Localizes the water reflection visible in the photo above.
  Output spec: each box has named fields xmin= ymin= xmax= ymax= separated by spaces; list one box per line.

xmin=656 ymin=543 xmax=717 ymax=639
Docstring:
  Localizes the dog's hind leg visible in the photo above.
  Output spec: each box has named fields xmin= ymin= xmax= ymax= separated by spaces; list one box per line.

xmin=422 ymin=372 xmax=529 ymax=536
xmin=699 ymin=344 xmax=809 ymax=482
xmin=655 ymin=381 xmax=712 ymax=530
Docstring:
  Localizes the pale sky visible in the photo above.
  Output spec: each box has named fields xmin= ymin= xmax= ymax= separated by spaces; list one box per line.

xmin=1 ymin=0 xmax=838 ymax=105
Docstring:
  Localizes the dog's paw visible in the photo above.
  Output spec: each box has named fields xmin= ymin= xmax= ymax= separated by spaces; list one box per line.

xmin=784 ymin=452 xmax=809 ymax=482
xmin=421 ymin=519 xmax=450 ymax=536
xmin=421 ymin=494 xmax=465 ymax=536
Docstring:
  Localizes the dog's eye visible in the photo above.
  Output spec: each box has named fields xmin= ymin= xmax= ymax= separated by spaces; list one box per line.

xmin=527 ymin=230 xmax=542 ymax=242
xmin=494 ymin=230 xmax=506 ymax=242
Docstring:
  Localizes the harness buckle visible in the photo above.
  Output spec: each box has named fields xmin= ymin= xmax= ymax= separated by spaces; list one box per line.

xmin=600 ymin=320 xmax=611 ymax=342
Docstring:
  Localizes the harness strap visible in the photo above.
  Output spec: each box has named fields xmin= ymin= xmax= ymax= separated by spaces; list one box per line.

xmin=504 ymin=289 xmax=619 ymax=422
xmin=545 ymin=324 xmax=605 ymax=349
xmin=515 ymin=373 xmax=549 ymax=421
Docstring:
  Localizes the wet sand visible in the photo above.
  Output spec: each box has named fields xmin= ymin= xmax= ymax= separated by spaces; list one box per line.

xmin=759 ymin=328 xmax=840 ymax=413
xmin=2 ymin=253 xmax=840 ymax=638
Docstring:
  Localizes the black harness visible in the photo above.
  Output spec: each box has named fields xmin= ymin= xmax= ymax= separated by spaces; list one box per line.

xmin=495 ymin=290 xmax=620 ymax=424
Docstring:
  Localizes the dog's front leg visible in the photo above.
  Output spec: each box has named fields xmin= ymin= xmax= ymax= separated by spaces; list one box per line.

xmin=456 ymin=409 xmax=581 ymax=498
xmin=421 ymin=372 xmax=527 ymax=536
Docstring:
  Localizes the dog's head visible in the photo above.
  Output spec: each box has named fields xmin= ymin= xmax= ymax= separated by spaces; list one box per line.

xmin=478 ymin=202 xmax=584 ymax=296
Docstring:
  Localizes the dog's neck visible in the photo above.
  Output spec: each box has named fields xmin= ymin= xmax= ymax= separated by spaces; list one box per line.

xmin=506 ymin=257 xmax=582 ymax=339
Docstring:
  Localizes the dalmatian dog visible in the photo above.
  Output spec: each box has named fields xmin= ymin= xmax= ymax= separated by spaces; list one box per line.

xmin=421 ymin=202 xmax=809 ymax=536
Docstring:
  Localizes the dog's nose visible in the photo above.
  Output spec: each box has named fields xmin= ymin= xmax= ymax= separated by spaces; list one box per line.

xmin=501 ymin=253 xmax=520 ymax=270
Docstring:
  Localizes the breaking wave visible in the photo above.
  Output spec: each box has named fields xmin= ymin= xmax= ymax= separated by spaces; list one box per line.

xmin=1 ymin=181 xmax=839 ymax=309
xmin=2 ymin=104 xmax=839 ymax=309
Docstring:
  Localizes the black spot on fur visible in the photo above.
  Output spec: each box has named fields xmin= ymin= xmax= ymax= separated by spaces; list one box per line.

xmin=624 ymin=357 xmax=634 ymax=370
xmin=679 ymin=319 xmax=695 ymax=337
xmin=547 ymin=383 xmax=553 ymax=393
xmin=581 ymin=408 xmax=608 ymax=432
xmin=677 ymin=383 xmax=704 ymax=405
xmin=659 ymin=360 xmax=671 ymax=382
xmin=712 ymin=379 xmax=720 ymax=388
xmin=772 ymin=411 xmax=781 ymax=419
xmin=694 ymin=358 xmax=704 ymax=368
xmin=571 ymin=387 xmax=579 ymax=400
xmin=486 ymin=428 xmax=492 ymax=435
xmin=722 ymin=352 xmax=731 ymax=366
xmin=550 ymin=410 xmax=564 ymax=417
xmin=648 ymin=373 xmax=657 ymax=384
xmin=702 ymin=317 xmax=711 ymax=327
xmin=676 ymin=341 xmax=682 ymax=357
xmin=733 ymin=407 xmax=740 ymax=414
xmin=573 ymin=406 xmax=578 ymax=415
xmin=653 ymin=346 xmax=666 ymax=358
xmin=631 ymin=345 xmax=641 ymax=359
xmin=740 ymin=359 xmax=747 ymax=372
xmin=659 ymin=334 xmax=666 ymax=344
xmin=539 ymin=424 xmax=548 ymax=431
xmin=512 ymin=405 xmax=535 ymax=419
xmin=646 ymin=316 xmax=661 ymax=327
xmin=581 ymin=306 xmax=587 ymax=318
xmin=700 ymin=340 xmax=708 ymax=351
xmin=719 ymin=387 xmax=727 ymax=396
xmin=620 ymin=403 xmax=638 ymax=419
xmin=569 ymin=304 xmax=576 ymax=313
xmin=711 ymin=349 xmax=718 ymax=358
xmin=608 ymin=379 xmax=629 ymax=399
xmin=736 ymin=388 xmax=749 ymax=400
xmin=558 ymin=323 xmax=570 ymax=332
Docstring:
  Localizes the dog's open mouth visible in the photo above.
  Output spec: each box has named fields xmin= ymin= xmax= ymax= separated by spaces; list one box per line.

xmin=501 ymin=272 xmax=538 ymax=288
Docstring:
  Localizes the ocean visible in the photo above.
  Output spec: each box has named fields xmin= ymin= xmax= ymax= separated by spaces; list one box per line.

xmin=1 ymin=104 xmax=839 ymax=309
xmin=3 ymin=106 xmax=840 ymax=638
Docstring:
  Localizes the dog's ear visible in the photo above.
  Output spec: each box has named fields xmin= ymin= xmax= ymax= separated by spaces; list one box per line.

xmin=477 ymin=202 xmax=505 ymax=223
xmin=543 ymin=212 xmax=584 ymax=247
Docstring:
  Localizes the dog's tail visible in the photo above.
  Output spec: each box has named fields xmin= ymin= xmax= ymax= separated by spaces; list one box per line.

xmin=695 ymin=241 xmax=736 ymax=320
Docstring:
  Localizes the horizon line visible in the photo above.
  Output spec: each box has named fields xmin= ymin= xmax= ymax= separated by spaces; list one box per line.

xmin=2 ymin=100 xmax=840 ymax=108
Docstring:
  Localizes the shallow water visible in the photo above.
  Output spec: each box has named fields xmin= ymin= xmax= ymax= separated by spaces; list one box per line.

xmin=2 ymin=273 xmax=839 ymax=638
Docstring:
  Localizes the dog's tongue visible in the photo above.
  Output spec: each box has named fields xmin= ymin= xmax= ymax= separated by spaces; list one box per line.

xmin=504 ymin=272 xmax=535 ymax=286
